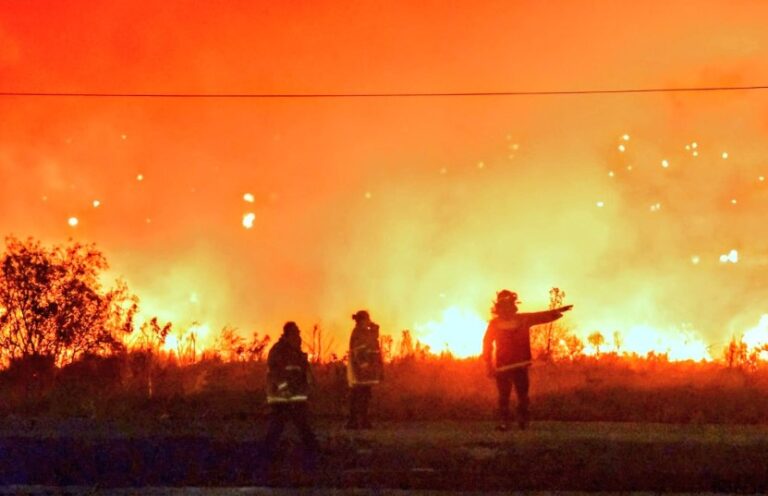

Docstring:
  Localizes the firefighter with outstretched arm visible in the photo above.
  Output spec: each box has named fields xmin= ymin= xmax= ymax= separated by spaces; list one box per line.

xmin=482 ymin=290 xmax=573 ymax=431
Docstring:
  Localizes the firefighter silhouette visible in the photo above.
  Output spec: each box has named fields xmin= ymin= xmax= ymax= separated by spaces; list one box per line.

xmin=482 ymin=290 xmax=572 ymax=431
xmin=263 ymin=321 xmax=318 ymax=469
xmin=346 ymin=310 xmax=383 ymax=429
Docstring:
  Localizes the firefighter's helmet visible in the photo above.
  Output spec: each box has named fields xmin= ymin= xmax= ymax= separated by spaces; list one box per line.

xmin=496 ymin=289 xmax=520 ymax=304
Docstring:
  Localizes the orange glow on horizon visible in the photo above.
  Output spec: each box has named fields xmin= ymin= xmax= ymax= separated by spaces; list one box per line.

xmin=4 ymin=1 xmax=768 ymax=367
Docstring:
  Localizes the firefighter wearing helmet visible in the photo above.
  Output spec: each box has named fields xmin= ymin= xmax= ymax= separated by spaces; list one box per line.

xmin=482 ymin=290 xmax=573 ymax=431
xmin=346 ymin=310 xmax=383 ymax=429
xmin=263 ymin=321 xmax=318 ymax=469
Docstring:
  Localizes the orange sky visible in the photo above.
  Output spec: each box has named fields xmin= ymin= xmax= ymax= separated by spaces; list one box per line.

xmin=2 ymin=1 xmax=768 ymax=353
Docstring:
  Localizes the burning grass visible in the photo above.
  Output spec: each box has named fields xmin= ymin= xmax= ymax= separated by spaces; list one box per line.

xmin=3 ymin=352 xmax=768 ymax=426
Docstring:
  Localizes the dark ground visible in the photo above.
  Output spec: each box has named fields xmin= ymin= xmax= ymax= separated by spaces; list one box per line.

xmin=1 ymin=419 xmax=768 ymax=492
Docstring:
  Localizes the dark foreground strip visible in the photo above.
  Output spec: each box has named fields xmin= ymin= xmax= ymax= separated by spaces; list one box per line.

xmin=1 ymin=436 xmax=767 ymax=492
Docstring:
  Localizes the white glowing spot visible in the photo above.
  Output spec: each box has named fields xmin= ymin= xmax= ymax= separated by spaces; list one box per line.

xmin=622 ymin=134 xmax=630 ymax=141
xmin=67 ymin=217 xmax=79 ymax=227
xmin=608 ymin=170 xmax=615 ymax=177
xmin=731 ymin=198 xmax=738 ymax=205
xmin=691 ymin=255 xmax=701 ymax=265
xmin=626 ymin=165 xmax=633 ymax=171
xmin=243 ymin=193 xmax=255 ymax=203
xmin=720 ymin=249 xmax=739 ymax=264
xmin=121 ymin=134 xmax=127 ymax=140
xmin=759 ymin=176 xmax=765 ymax=182
xmin=691 ymin=142 xmax=698 ymax=149
xmin=685 ymin=144 xmax=691 ymax=151
xmin=596 ymin=201 xmax=605 ymax=208
xmin=722 ymin=152 xmax=729 ymax=160
xmin=650 ymin=202 xmax=662 ymax=212
xmin=692 ymin=150 xmax=699 ymax=157
xmin=618 ymin=144 xmax=626 ymax=152
xmin=137 ymin=174 xmax=144 ymax=181
xmin=477 ymin=161 xmax=485 ymax=169
xmin=242 ymin=212 xmax=256 ymax=229
xmin=364 ymin=191 xmax=372 ymax=200
xmin=92 ymin=200 xmax=101 ymax=208
xmin=661 ymin=159 xmax=669 ymax=168
xmin=189 ymin=293 xmax=199 ymax=304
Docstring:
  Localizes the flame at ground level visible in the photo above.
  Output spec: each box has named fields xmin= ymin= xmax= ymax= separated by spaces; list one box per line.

xmin=414 ymin=306 xmax=487 ymax=357
xmin=743 ymin=314 xmax=768 ymax=361
xmin=582 ymin=323 xmax=711 ymax=361
xmin=412 ymin=307 xmax=715 ymax=361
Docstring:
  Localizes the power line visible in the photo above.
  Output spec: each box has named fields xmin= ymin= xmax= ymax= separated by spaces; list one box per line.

xmin=1 ymin=85 xmax=768 ymax=99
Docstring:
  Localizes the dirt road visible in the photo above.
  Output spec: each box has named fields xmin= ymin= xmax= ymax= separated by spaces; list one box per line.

xmin=1 ymin=420 xmax=767 ymax=491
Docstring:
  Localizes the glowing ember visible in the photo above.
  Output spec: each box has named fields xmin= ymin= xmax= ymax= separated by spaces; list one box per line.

xmin=242 ymin=212 xmax=256 ymax=229
xmin=719 ymin=249 xmax=739 ymax=263
xmin=618 ymin=144 xmax=626 ymax=152
xmin=364 ymin=191 xmax=372 ymax=199
xmin=243 ymin=193 xmax=255 ymax=203
xmin=596 ymin=201 xmax=605 ymax=208
xmin=92 ymin=200 xmax=101 ymax=208
xmin=691 ymin=255 xmax=701 ymax=265
xmin=137 ymin=173 xmax=144 ymax=181
xmin=622 ymin=134 xmax=630 ymax=141
xmin=414 ymin=306 xmax=487 ymax=357
xmin=661 ymin=159 xmax=669 ymax=168
xmin=722 ymin=152 xmax=729 ymax=159
xmin=67 ymin=217 xmax=79 ymax=227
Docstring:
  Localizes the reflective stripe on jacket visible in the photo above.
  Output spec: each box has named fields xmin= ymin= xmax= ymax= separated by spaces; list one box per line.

xmin=348 ymin=324 xmax=383 ymax=387
xmin=266 ymin=338 xmax=311 ymax=403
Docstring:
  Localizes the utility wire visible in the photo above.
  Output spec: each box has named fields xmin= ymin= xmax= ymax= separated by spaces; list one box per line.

xmin=2 ymin=85 xmax=768 ymax=99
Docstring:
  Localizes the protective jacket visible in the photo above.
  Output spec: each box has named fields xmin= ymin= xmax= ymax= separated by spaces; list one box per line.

xmin=482 ymin=310 xmax=563 ymax=372
xmin=347 ymin=322 xmax=383 ymax=386
xmin=266 ymin=335 xmax=311 ymax=404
